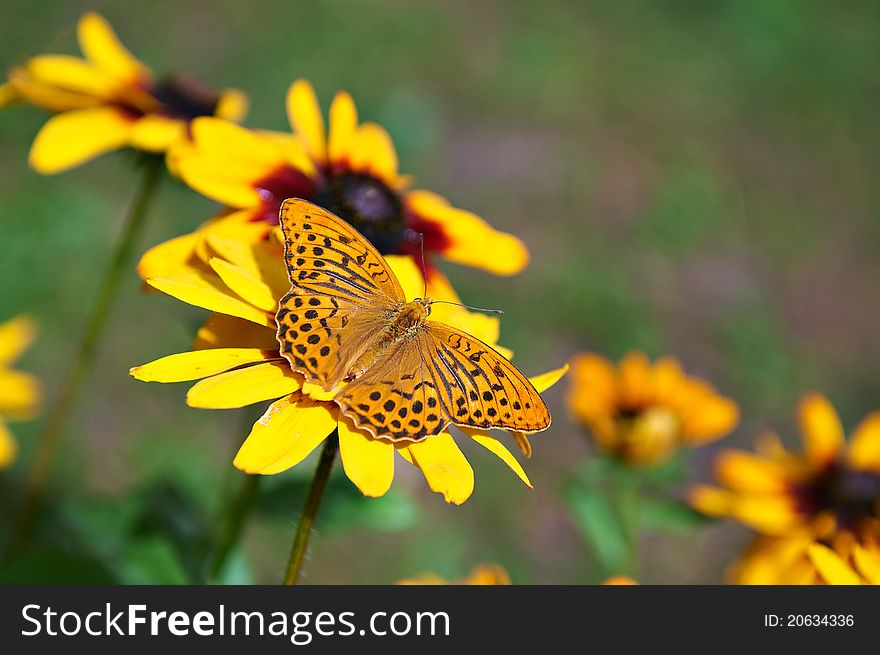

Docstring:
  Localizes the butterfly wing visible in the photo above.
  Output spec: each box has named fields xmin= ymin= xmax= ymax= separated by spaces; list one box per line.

xmin=334 ymin=323 xmax=550 ymax=442
xmin=422 ymin=322 xmax=551 ymax=434
xmin=276 ymin=199 xmax=404 ymax=390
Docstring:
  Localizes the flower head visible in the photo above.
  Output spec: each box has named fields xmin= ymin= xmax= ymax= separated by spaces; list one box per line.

xmin=0 ymin=316 xmax=41 ymax=468
xmin=1 ymin=12 xmax=247 ymax=173
xmin=690 ymin=393 xmax=880 ymax=540
xmin=138 ymin=79 xmax=527 ymax=280
xmin=131 ymin=230 xmax=565 ymax=504
xmin=567 ymin=351 xmax=739 ymax=466
xmin=398 ymin=564 xmax=512 ymax=585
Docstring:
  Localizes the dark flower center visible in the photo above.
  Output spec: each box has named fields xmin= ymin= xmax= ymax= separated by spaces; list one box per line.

xmin=151 ymin=73 xmax=220 ymax=121
xmin=312 ymin=173 xmax=408 ymax=254
xmin=795 ymin=463 xmax=880 ymax=531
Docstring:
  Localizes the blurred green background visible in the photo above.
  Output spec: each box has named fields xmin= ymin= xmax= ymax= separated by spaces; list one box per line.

xmin=1 ymin=0 xmax=879 ymax=583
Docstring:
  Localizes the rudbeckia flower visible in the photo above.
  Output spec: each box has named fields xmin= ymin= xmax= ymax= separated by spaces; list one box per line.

xmin=138 ymin=79 xmax=527 ymax=281
xmin=1 ymin=12 xmax=247 ymax=174
xmin=566 ymin=352 xmax=739 ymax=466
xmin=0 ymin=316 xmax=41 ymax=468
xmin=398 ymin=564 xmax=511 ymax=585
xmin=131 ymin=230 xmax=565 ymax=504
xmin=729 ymin=531 xmax=880 ymax=585
xmin=807 ymin=540 xmax=880 ymax=585
xmin=690 ymin=393 xmax=880 ymax=540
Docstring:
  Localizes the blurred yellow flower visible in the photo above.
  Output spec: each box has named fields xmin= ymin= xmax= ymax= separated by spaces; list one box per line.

xmin=131 ymin=230 xmax=565 ymax=504
xmin=0 ymin=316 xmax=41 ymax=468
xmin=566 ymin=351 xmax=739 ymax=466
xmin=730 ymin=532 xmax=880 ymax=585
xmin=138 ymin=79 xmax=527 ymax=280
xmin=602 ymin=575 xmax=638 ymax=585
xmin=398 ymin=564 xmax=511 ymax=585
xmin=1 ymin=12 xmax=247 ymax=174
xmin=690 ymin=393 xmax=880 ymax=540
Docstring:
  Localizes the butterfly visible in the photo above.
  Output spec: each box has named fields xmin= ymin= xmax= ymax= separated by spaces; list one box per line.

xmin=275 ymin=198 xmax=551 ymax=442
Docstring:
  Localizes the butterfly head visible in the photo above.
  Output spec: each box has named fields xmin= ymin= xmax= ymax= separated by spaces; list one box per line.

xmin=412 ymin=297 xmax=433 ymax=316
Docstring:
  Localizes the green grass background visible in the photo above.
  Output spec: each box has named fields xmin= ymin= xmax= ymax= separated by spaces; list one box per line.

xmin=1 ymin=0 xmax=878 ymax=583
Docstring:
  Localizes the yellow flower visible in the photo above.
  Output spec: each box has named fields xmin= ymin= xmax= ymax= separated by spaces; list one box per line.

xmin=602 ymin=575 xmax=638 ymax=585
xmin=730 ymin=532 xmax=880 ymax=585
xmin=566 ymin=351 xmax=739 ymax=466
xmin=138 ymin=79 xmax=527 ymax=281
xmin=690 ymin=393 xmax=880 ymax=540
xmin=398 ymin=564 xmax=511 ymax=585
xmin=0 ymin=316 xmax=41 ymax=468
xmin=131 ymin=230 xmax=566 ymax=504
xmin=1 ymin=12 xmax=247 ymax=174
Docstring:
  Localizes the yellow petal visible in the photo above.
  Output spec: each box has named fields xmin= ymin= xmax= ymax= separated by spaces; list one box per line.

xmin=681 ymin=394 xmax=740 ymax=442
xmin=0 ymin=370 xmax=41 ymax=419
xmin=193 ymin=314 xmax=280 ymax=351
xmin=0 ymin=315 xmax=37 ymax=366
xmin=467 ymin=432 xmax=532 ymax=488
xmin=714 ymin=451 xmax=787 ymax=493
xmin=186 ymin=360 xmax=300 ymax=409
xmin=129 ymin=114 xmax=186 ymax=152
xmin=349 ymin=123 xmax=399 ymax=186
xmin=337 ymin=417 xmax=395 ymax=497
xmin=406 ymin=190 xmax=529 ymax=276
xmin=301 ymin=380 xmax=339 ymax=401
xmin=206 ymin=235 xmax=290 ymax=300
xmin=208 ymin=258 xmax=278 ymax=313
xmin=567 ymin=352 xmax=617 ymax=422
xmin=0 ymin=82 xmax=19 ymax=108
xmin=286 ymin=79 xmax=326 ymax=164
xmin=848 ymin=411 xmax=880 ymax=472
xmin=24 ymin=55 xmax=120 ymax=98
xmin=29 ymin=107 xmax=134 ymax=174
xmin=807 ymin=544 xmax=862 ymax=585
xmin=799 ymin=392 xmax=845 ymax=464
xmin=137 ymin=230 xmax=204 ymax=280
xmin=405 ymin=433 xmax=474 ymax=504
xmin=233 ymin=393 xmax=336 ymax=475
xmin=688 ymin=485 xmax=732 ymax=517
xmin=130 ymin=348 xmax=275 ymax=383
xmin=733 ymin=495 xmax=800 ymax=535
xmin=327 ymin=90 xmax=358 ymax=167
xmin=0 ymin=420 xmax=17 ymax=469
xmin=852 ymin=544 xmax=880 ymax=585
xmin=6 ymin=67 xmax=104 ymax=111
xmin=603 ymin=575 xmax=638 ymax=585
xmin=529 ymin=364 xmax=569 ymax=393
xmin=215 ymin=88 xmax=249 ymax=122
xmin=147 ymin=272 xmax=274 ymax=327
xmin=78 ymin=11 xmax=150 ymax=84
xmin=618 ymin=351 xmax=652 ymax=406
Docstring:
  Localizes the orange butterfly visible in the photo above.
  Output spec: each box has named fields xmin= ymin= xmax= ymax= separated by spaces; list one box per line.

xmin=275 ymin=198 xmax=551 ymax=442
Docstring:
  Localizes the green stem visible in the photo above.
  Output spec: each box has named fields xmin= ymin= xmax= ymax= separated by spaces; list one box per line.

xmin=617 ymin=478 xmax=642 ymax=576
xmin=282 ymin=432 xmax=338 ymax=585
xmin=12 ymin=156 xmax=163 ymax=547
xmin=208 ymin=473 xmax=261 ymax=582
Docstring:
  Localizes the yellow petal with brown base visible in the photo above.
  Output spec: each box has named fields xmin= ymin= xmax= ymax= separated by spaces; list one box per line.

xmin=233 ymin=393 xmax=337 ymax=475
xmin=406 ymin=190 xmax=528 ymax=276
xmin=186 ymin=361 xmax=300 ymax=409
xmin=130 ymin=348 xmax=275 ymax=383
xmin=29 ymin=107 xmax=133 ymax=174
xmin=338 ymin=417 xmax=395 ymax=497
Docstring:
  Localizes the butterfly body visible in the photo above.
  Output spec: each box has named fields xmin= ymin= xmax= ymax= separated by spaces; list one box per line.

xmin=275 ymin=198 xmax=551 ymax=443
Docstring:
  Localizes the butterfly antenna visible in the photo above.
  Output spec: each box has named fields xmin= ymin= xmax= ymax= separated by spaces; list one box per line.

xmin=431 ymin=300 xmax=504 ymax=315
xmin=418 ymin=233 xmax=428 ymax=298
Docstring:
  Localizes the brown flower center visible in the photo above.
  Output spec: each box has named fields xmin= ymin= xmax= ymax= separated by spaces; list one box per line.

xmin=151 ymin=73 xmax=220 ymax=121
xmin=313 ymin=173 xmax=409 ymax=254
xmin=796 ymin=463 xmax=880 ymax=531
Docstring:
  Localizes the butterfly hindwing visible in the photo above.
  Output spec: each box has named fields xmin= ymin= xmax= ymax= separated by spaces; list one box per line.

xmin=334 ymin=334 xmax=449 ymax=441
xmin=423 ymin=323 xmax=551 ymax=434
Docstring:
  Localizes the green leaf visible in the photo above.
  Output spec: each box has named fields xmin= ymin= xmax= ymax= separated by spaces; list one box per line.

xmin=564 ymin=482 xmax=629 ymax=572
xmin=117 ymin=536 xmax=189 ymax=585
xmin=638 ymin=496 xmax=710 ymax=534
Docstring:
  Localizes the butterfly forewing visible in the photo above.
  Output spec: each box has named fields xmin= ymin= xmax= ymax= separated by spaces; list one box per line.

xmin=276 ymin=199 xmax=403 ymax=390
